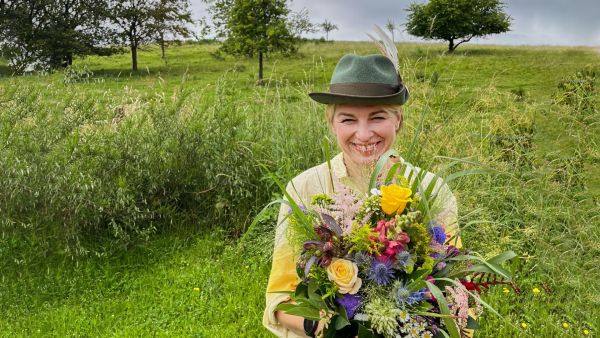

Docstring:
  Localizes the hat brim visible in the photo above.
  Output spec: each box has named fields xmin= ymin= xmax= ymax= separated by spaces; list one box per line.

xmin=309 ymin=86 xmax=410 ymax=105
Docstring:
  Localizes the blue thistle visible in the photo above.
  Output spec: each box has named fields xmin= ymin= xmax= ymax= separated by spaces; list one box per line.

xmin=353 ymin=252 xmax=373 ymax=270
xmin=368 ymin=258 xmax=395 ymax=285
xmin=394 ymin=282 xmax=425 ymax=307
xmin=394 ymin=250 xmax=415 ymax=273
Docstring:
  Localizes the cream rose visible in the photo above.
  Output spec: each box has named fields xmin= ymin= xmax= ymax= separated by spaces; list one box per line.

xmin=326 ymin=258 xmax=362 ymax=294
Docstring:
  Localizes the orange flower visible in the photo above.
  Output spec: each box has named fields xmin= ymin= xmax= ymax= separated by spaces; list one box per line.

xmin=380 ymin=184 xmax=413 ymax=215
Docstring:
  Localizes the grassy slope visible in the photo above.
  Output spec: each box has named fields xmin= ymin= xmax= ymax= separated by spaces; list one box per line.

xmin=1 ymin=42 xmax=598 ymax=337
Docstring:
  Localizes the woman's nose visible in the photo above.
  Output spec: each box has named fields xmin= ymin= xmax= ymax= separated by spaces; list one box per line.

xmin=355 ymin=122 xmax=374 ymax=141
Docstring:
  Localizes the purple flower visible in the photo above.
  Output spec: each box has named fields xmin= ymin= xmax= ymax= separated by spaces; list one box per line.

xmin=287 ymin=205 xmax=306 ymax=214
xmin=335 ymin=293 xmax=362 ymax=319
xmin=446 ymin=245 xmax=461 ymax=257
xmin=368 ymin=258 xmax=395 ymax=285
xmin=430 ymin=252 xmax=442 ymax=260
xmin=429 ymin=225 xmax=446 ymax=245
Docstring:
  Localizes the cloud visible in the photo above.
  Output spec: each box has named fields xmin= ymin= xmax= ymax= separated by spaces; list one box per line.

xmin=190 ymin=0 xmax=600 ymax=46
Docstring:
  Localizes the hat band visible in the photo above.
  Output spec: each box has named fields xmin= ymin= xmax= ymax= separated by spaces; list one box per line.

xmin=329 ymin=82 xmax=400 ymax=96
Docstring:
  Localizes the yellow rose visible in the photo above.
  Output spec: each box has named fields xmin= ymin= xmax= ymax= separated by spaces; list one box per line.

xmin=380 ymin=184 xmax=413 ymax=215
xmin=326 ymin=258 xmax=362 ymax=294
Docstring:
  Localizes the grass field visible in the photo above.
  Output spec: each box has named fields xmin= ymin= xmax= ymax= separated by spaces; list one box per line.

xmin=1 ymin=41 xmax=598 ymax=337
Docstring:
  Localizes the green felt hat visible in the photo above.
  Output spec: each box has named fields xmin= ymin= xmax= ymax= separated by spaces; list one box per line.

xmin=309 ymin=54 xmax=409 ymax=105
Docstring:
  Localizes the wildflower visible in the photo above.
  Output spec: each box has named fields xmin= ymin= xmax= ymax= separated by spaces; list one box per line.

xmin=446 ymin=245 xmax=461 ymax=257
xmin=193 ymin=287 xmax=200 ymax=292
xmin=311 ymin=194 xmax=334 ymax=207
xmin=397 ymin=309 xmax=410 ymax=323
xmin=348 ymin=223 xmax=382 ymax=255
xmin=394 ymin=250 xmax=415 ymax=273
xmin=428 ymin=222 xmax=447 ymax=245
xmin=335 ymin=294 xmax=362 ymax=319
xmin=502 ymin=287 xmax=510 ymax=294
xmin=353 ymin=252 xmax=373 ymax=270
xmin=393 ymin=281 xmax=424 ymax=307
xmin=287 ymin=204 xmax=306 ymax=214
xmin=364 ymin=298 xmax=400 ymax=338
xmin=372 ymin=219 xmax=410 ymax=259
xmin=532 ymin=287 xmax=540 ymax=294
xmin=422 ymin=331 xmax=434 ymax=338
xmin=562 ymin=322 xmax=569 ymax=329
xmin=445 ymin=284 xmax=471 ymax=330
xmin=354 ymin=313 xmax=368 ymax=321
xmin=370 ymin=188 xmax=382 ymax=196
xmin=368 ymin=258 xmax=395 ymax=285
xmin=521 ymin=322 xmax=528 ymax=329
xmin=394 ymin=282 xmax=411 ymax=306
xmin=380 ymin=184 xmax=412 ymax=215
xmin=583 ymin=329 xmax=590 ymax=335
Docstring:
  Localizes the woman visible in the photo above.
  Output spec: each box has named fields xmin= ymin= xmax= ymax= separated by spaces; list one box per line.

xmin=262 ymin=54 xmax=460 ymax=337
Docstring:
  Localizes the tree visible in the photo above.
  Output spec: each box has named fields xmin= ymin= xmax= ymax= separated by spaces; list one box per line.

xmin=320 ymin=20 xmax=338 ymax=41
xmin=406 ymin=0 xmax=511 ymax=53
xmin=109 ymin=0 xmax=155 ymax=71
xmin=149 ymin=0 xmax=193 ymax=61
xmin=0 ymin=0 xmax=114 ymax=72
xmin=207 ymin=0 xmax=297 ymax=82
xmin=385 ymin=19 xmax=397 ymax=42
xmin=287 ymin=8 xmax=316 ymax=40
xmin=109 ymin=0 xmax=192 ymax=71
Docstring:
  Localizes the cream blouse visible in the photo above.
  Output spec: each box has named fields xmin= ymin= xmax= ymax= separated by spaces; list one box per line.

xmin=262 ymin=153 xmax=461 ymax=337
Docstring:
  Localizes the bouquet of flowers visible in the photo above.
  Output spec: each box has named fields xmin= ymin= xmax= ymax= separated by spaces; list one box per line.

xmin=270 ymin=152 xmax=516 ymax=338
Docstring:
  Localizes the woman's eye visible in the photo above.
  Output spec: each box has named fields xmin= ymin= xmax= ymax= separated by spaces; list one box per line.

xmin=372 ymin=116 xmax=386 ymax=120
xmin=341 ymin=119 xmax=355 ymax=123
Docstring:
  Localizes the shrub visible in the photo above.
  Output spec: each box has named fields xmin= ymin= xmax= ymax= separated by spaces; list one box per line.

xmin=0 ymin=72 xmax=328 ymax=256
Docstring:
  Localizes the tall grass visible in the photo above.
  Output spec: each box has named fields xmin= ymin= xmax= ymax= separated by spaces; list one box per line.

xmin=0 ymin=41 xmax=598 ymax=336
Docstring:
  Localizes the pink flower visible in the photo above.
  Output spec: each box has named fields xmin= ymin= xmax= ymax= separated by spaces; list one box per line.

xmin=371 ymin=219 xmax=410 ymax=259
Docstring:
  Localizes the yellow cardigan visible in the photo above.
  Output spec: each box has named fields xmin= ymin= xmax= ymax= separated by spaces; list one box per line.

xmin=262 ymin=153 xmax=461 ymax=337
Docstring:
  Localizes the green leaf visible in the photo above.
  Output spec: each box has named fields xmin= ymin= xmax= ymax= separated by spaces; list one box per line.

xmin=306 ymin=280 xmax=328 ymax=309
xmin=425 ymin=281 xmax=461 ymax=338
xmin=258 ymin=162 xmax=314 ymax=237
xmin=447 ymin=253 xmax=513 ymax=280
xmin=369 ymin=149 xmax=399 ymax=191
xmin=357 ymin=323 xmax=376 ymax=338
xmin=241 ymin=198 xmax=286 ymax=244
xmin=467 ymin=315 xmax=480 ymax=329
xmin=334 ymin=302 xmax=350 ymax=330
xmin=274 ymin=303 xmax=321 ymax=320
xmin=296 ymin=282 xmax=309 ymax=298
xmin=333 ymin=314 xmax=350 ymax=330
xmin=487 ymin=250 xmax=517 ymax=266
xmin=384 ymin=161 xmax=402 ymax=185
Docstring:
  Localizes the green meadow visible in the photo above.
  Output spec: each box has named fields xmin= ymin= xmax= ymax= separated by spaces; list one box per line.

xmin=0 ymin=41 xmax=598 ymax=337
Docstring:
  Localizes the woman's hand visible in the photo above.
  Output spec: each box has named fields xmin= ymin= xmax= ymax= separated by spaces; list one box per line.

xmin=275 ymin=304 xmax=327 ymax=337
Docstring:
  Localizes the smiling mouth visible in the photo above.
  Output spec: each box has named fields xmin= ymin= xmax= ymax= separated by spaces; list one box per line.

xmin=351 ymin=141 xmax=382 ymax=155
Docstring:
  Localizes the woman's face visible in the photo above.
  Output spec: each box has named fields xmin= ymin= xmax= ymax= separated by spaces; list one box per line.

xmin=331 ymin=105 xmax=400 ymax=166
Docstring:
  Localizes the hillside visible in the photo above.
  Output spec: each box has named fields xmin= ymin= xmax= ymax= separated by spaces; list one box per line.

xmin=0 ymin=41 xmax=598 ymax=337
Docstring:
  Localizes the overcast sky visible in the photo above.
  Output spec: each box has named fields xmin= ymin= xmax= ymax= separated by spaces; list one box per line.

xmin=189 ymin=0 xmax=600 ymax=46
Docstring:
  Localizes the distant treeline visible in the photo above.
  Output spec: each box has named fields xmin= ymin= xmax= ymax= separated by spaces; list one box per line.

xmin=0 ymin=0 xmax=193 ymax=72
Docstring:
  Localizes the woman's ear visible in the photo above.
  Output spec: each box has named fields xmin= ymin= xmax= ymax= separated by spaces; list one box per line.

xmin=396 ymin=112 xmax=403 ymax=133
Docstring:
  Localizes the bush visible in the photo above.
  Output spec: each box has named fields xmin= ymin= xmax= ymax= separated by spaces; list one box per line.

xmin=0 ymin=72 xmax=328 ymax=257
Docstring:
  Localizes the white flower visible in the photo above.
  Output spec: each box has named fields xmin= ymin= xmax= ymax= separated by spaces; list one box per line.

xmin=354 ymin=313 xmax=369 ymax=321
